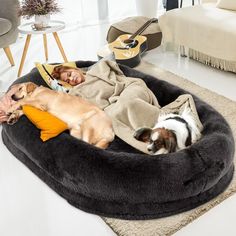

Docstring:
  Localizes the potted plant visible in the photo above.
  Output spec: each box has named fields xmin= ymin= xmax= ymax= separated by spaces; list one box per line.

xmin=18 ymin=0 xmax=61 ymax=29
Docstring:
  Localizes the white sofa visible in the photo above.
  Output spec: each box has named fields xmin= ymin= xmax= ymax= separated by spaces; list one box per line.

xmin=159 ymin=0 xmax=236 ymax=72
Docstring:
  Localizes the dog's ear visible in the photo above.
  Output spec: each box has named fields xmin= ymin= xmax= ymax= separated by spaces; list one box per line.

xmin=26 ymin=83 xmax=37 ymax=94
xmin=164 ymin=134 xmax=177 ymax=153
xmin=9 ymin=83 xmax=22 ymax=92
xmin=134 ymin=127 xmax=152 ymax=143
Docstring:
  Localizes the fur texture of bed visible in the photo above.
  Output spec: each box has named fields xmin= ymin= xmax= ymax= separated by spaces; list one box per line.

xmin=2 ymin=61 xmax=235 ymax=220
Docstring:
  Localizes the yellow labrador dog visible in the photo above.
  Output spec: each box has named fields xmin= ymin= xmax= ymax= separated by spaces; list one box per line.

xmin=7 ymin=82 xmax=114 ymax=149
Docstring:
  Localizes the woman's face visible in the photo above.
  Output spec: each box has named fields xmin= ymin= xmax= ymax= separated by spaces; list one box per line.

xmin=60 ymin=68 xmax=85 ymax=86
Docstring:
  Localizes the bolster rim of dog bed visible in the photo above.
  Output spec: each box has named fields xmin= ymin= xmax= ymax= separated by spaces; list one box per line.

xmin=2 ymin=61 xmax=235 ymax=220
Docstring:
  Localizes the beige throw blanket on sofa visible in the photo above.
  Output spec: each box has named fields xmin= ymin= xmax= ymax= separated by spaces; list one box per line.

xmin=69 ymin=60 xmax=202 ymax=153
xmin=159 ymin=3 xmax=236 ymax=66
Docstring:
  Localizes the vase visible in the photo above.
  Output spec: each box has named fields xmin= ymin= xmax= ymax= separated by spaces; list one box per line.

xmin=135 ymin=0 xmax=158 ymax=18
xmin=33 ymin=14 xmax=50 ymax=30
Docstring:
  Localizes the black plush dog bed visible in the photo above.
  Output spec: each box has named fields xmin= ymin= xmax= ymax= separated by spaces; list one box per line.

xmin=2 ymin=61 xmax=235 ymax=220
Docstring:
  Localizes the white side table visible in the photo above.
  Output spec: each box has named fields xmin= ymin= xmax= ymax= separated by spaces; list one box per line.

xmin=17 ymin=20 xmax=68 ymax=77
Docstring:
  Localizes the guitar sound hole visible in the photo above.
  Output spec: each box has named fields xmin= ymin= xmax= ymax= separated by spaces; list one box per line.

xmin=123 ymin=39 xmax=138 ymax=48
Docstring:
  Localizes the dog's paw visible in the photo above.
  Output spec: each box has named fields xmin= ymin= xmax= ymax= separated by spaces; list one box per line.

xmin=6 ymin=105 xmax=21 ymax=115
xmin=7 ymin=113 xmax=19 ymax=125
xmin=6 ymin=111 xmax=12 ymax=117
xmin=6 ymin=108 xmax=14 ymax=116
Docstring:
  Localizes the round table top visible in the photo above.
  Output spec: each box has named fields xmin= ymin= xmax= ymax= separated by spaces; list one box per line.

xmin=18 ymin=20 xmax=65 ymax=34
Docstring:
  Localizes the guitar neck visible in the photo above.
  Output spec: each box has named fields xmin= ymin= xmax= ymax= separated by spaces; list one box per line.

xmin=129 ymin=18 xmax=158 ymax=40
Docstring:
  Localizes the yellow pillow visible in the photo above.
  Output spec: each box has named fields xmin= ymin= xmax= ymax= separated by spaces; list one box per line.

xmin=22 ymin=105 xmax=68 ymax=142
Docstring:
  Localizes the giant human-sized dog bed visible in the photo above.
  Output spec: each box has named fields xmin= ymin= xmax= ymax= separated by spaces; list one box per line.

xmin=2 ymin=61 xmax=235 ymax=220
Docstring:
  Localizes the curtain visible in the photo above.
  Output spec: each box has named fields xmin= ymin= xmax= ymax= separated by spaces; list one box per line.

xmin=56 ymin=0 xmax=137 ymax=26
xmin=19 ymin=0 xmax=166 ymax=27
xmin=55 ymin=0 xmax=165 ymax=26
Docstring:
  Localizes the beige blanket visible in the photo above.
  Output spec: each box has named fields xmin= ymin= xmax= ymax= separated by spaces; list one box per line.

xmin=159 ymin=3 xmax=236 ymax=62
xmin=69 ymin=60 xmax=202 ymax=153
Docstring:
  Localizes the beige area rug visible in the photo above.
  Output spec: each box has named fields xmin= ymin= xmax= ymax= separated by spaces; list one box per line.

xmin=103 ymin=61 xmax=236 ymax=236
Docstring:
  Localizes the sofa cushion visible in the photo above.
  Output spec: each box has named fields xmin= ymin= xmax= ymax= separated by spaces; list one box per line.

xmin=217 ymin=0 xmax=236 ymax=11
xmin=0 ymin=18 xmax=12 ymax=36
xmin=159 ymin=4 xmax=236 ymax=62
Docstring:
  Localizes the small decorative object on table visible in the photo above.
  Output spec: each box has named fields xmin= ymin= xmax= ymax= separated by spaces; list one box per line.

xmin=18 ymin=0 xmax=61 ymax=30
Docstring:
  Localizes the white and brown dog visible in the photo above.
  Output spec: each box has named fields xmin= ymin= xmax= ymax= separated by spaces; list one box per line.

xmin=134 ymin=107 xmax=201 ymax=155
xmin=7 ymin=82 xmax=115 ymax=149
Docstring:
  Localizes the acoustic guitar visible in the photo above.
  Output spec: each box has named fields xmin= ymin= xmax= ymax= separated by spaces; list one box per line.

xmin=97 ymin=18 xmax=158 ymax=67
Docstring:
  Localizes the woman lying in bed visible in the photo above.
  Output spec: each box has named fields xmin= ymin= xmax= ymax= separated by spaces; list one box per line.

xmin=51 ymin=65 xmax=85 ymax=86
